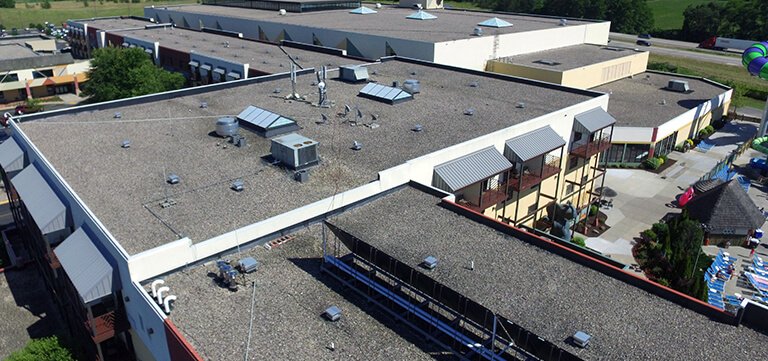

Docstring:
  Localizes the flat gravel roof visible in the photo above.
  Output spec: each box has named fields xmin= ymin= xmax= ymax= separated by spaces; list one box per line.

xmin=19 ymin=59 xmax=594 ymax=255
xmin=329 ymin=186 xmax=768 ymax=360
xmin=115 ymin=27 xmax=363 ymax=73
xmin=149 ymin=5 xmax=598 ymax=43
xmin=594 ymin=72 xmax=730 ymax=128
xmin=160 ymin=225 xmax=438 ymax=361
xmin=0 ymin=44 xmax=39 ymax=61
xmin=75 ymin=17 xmax=154 ymax=31
xmin=496 ymin=44 xmax=647 ymax=71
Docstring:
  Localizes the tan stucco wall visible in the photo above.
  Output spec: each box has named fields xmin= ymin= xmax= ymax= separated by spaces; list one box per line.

xmin=561 ymin=51 xmax=648 ymax=89
xmin=486 ymin=51 xmax=648 ymax=90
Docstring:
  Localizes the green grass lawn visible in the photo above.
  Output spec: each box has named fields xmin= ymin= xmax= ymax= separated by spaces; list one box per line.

xmin=0 ymin=0 xmax=194 ymax=30
xmin=646 ymin=0 xmax=727 ymax=31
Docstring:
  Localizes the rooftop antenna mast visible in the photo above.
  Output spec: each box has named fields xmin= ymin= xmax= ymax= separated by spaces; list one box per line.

xmin=286 ymin=62 xmax=300 ymax=100
xmin=317 ymin=66 xmax=331 ymax=108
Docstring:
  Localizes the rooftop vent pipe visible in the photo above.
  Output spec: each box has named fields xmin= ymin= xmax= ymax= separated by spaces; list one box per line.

xmin=163 ymin=295 xmax=177 ymax=314
xmin=156 ymin=286 xmax=170 ymax=304
xmin=151 ymin=279 xmax=165 ymax=298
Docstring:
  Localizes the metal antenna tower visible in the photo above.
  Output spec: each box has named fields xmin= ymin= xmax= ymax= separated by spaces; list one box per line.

xmin=317 ymin=66 xmax=331 ymax=108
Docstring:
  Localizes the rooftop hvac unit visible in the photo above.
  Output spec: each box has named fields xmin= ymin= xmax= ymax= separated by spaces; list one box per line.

xmin=270 ymin=133 xmax=319 ymax=170
xmin=215 ymin=117 xmax=239 ymax=137
xmin=573 ymin=331 xmax=591 ymax=348
xmin=403 ymin=79 xmax=421 ymax=94
xmin=398 ymin=0 xmax=443 ymax=9
xmin=667 ymin=80 xmax=690 ymax=93
xmin=323 ymin=306 xmax=342 ymax=321
xmin=339 ymin=65 xmax=369 ymax=83
xmin=238 ymin=257 xmax=258 ymax=273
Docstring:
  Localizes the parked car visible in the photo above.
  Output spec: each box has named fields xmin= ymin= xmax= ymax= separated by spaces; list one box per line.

xmin=636 ymin=39 xmax=652 ymax=46
xmin=638 ymin=33 xmax=652 ymax=39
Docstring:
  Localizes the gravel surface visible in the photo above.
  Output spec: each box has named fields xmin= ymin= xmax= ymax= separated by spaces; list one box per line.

xmin=330 ymin=186 xmax=768 ymax=360
xmin=593 ymin=72 xmax=729 ymax=128
xmin=161 ymin=225 xmax=440 ymax=361
xmin=0 ymin=268 xmax=65 ymax=359
xmin=113 ymin=27 xmax=364 ymax=74
xmin=19 ymin=59 xmax=594 ymax=254
xmin=76 ymin=17 xmax=155 ymax=32
xmin=148 ymin=5 xmax=598 ymax=43
xmin=497 ymin=44 xmax=645 ymax=71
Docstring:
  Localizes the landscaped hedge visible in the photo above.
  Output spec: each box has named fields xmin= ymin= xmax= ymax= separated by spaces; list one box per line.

xmin=643 ymin=156 xmax=665 ymax=170
xmin=698 ymin=125 xmax=715 ymax=139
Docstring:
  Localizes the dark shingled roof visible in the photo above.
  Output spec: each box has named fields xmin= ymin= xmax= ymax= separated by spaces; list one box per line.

xmin=686 ymin=180 xmax=764 ymax=233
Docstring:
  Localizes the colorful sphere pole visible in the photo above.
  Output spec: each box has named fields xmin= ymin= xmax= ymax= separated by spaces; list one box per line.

xmin=743 ymin=42 xmax=768 ymax=136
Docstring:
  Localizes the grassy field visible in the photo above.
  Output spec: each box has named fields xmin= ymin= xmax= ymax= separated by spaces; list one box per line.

xmin=646 ymin=0 xmax=727 ymax=31
xmin=649 ymin=53 xmax=768 ymax=107
xmin=0 ymin=0 xmax=194 ymax=29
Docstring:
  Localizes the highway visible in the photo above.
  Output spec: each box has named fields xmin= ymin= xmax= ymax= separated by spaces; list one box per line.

xmin=607 ymin=36 xmax=743 ymax=67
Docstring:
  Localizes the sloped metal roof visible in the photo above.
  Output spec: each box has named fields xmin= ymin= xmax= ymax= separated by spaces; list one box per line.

xmin=0 ymin=138 xmax=25 ymax=173
xmin=433 ymin=146 xmax=512 ymax=192
xmin=237 ymin=105 xmax=296 ymax=130
xmin=504 ymin=126 xmax=565 ymax=162
xmin=11 ymin=165 xmax=66 ymax=236
xmin=54 ymin=227 xmax=113 ymax=304
xmin=574 ymin=107 xmax=616 ymax=133
xmin=478 ymin=17 xmax=513 ymax=28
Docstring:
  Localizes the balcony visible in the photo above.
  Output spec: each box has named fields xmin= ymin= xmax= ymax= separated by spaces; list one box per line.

xmin=509 ymin=156 xmax=561 ymax=191
xmin=457 ymin=179 xmax=508 ymax=213
xmin=571 ymin=134 xmax=611 ymax=158
xmin=85 ymin=309 xmax=128 ymax=344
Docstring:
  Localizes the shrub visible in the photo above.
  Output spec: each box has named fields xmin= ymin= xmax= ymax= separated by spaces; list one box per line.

xmin=40 ymin=0 xmax=51 ymax=9
xmin=589 ymin=204 xmax=598 ymax=216
xmin=705 ymin=125 xmax=715 ymax=134
xmin=572 ymin=236 xmax=586 ymax=247
xmin=643 ymin=157 xmax=663 ymax=170
xmin=6 ymin=337 xmax=75 ymax=361
xmin=686 ymin=139 xmax=694 ymax=147
xmin=641 ymin=229 xmax=657 ymax=242
xmin=659 ymin=154 xmax=668 ymax=162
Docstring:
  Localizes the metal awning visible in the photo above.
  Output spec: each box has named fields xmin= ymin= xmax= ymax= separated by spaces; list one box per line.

xmin=574 ymin=107 xmax=616 ymax=134
xmin=0 ymin=138 xmax=25 ymax=173
xmin=433 ymin=146 xmax=512 ymax=193
xmin=226 ymin=72 xmax=241 ymax=80
xmin=54 ymin=227 xmax=113 ymax=304
xmin=213 ymin=68 xmax=226 ymax=75
xmin=199 ymin=64 xmax=212 ymax=71
xmin=188 ymin=61 xmax=199 ymax=67
xmin=504 ymin=126 xmax=565 ymax=162
xmin=11 ymin=165 xmax=66 ymax=235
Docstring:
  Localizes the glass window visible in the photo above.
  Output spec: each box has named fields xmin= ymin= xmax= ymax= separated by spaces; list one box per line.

xmin=603 ymin=144 xmax=625 ymax=164
xmin=624 ymin=144 xmax=650 ymax=163
xmin=33 ymin=69 xmax=54 ymax=79
xmin=568 ymin=156 xmax=579 ymax=170
xmin=566 ymin=183 xmax=574 ymax=194
xmin=1 ymin=73 xmax=19 ymax=83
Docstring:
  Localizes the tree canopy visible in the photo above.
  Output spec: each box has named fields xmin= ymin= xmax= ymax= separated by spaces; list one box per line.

xmin=453 ymin=0 xmax=654 ymax=33
xmin=0 ymin=0 xmax=14 ymax=9
xmin=83 ymin=47 xmax=185 ymax=103
xmin=682 ymin=0 xmax=768 ymax=42
xmin=6 ymin=337 xmax=75 ymax=361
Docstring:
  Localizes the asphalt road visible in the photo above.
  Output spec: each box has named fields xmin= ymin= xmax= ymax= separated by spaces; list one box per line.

xmin=609 ymin=40 xmax=743 ymax=67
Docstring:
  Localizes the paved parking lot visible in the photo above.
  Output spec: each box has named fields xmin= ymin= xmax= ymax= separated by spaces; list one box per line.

xmin=587 ymin=121 xmax=760 ymax=265
xmin=0 ymin=267 xmax=65 ymax=359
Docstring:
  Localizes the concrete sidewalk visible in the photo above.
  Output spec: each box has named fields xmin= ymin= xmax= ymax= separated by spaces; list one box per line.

xmin=586 ymin=121 xmax=759 ymax=265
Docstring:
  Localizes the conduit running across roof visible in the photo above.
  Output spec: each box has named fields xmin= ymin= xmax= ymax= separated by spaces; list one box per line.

xmin=11 ymin=164 xmax=66 ymax=236
xmin=54 ymin=227 xmax=114 ymax=304
xmin=433 ymin=146 xmax=512 ymax=192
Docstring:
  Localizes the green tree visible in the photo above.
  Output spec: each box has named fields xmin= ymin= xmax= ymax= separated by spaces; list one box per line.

xmin=83 ymin=47 xmax=185 ymax=102
xmin=40 ymin=0 xmax=51 ymax=9
xmin=681 ymin=2 xmax=724 ymax=42
xmin=0 ymin=0 xmax=14 ymax=9
xmin=6 ymin=337 xmax=75 ymax=361
xmin=604 ymin=0 xmax=654 ymax=34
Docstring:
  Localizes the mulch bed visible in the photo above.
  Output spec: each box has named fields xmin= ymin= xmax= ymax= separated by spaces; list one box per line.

xmin=647 ymin=158 xmax=677 ymax=174
xmin=574 ymin=211 xmax=611 ymax=237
